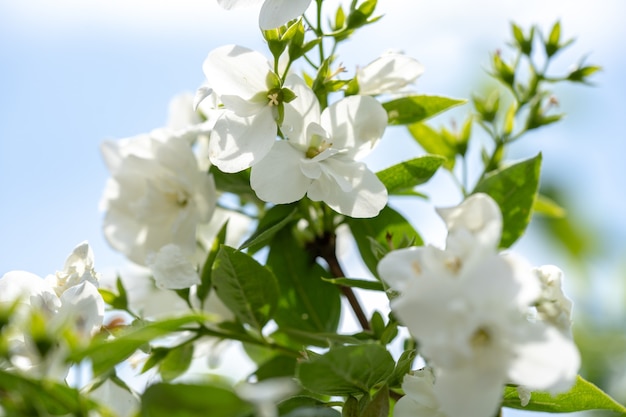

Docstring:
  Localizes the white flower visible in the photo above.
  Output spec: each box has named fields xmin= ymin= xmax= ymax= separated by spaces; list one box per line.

xmin=250 ymin=94 xmax=388 ymax=218
xmin=100 ymin=129 xmax=217 ymax=265
xmin=85 ymin=378 xmax=140 ymax=417
xmin=235 ymin=377 xmax=298 ymax=417
xmin=45 ymin=241 xmax=100 ymax=297
xmin=216 ymin=0 xmax=312 ymax=30
xmin=356 ymin=52 xmax=425 ymax=96
xmin=0 ymin=243 xmax=104 ymax=378
xmin=378 ymin=194 xmax=580 ymax=417
xmin=200 ymin=45 xmax=301 ymax=173
xmin=534 ymin=265 xmax=574 ymax=333
xmin=394 ymin=369 xmax=446 ymax=417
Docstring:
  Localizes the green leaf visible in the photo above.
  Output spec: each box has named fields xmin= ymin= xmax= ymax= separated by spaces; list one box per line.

xmin=267 ymin=229 xmax=341 ymax=333
xmin=321 ymin=277 xmax=385 ymax=292
xmin=348 ymin=206 xmax=422 ymax=278
xmin=383 ymin=95 xmax=465 ymax=125
xmin=473 ymin=153 xmax=542 ymax=248
xmin=388 ymin=349 xmax=417 ymax=388
xmin=361 ymin=386 xmax=389 ymax=417
xmin=279 ymin=397 xmax=341 ymax=417
xmin=71 ymin=314 xmax=205 ymax=377
xmin=239 ymin=204 xmax=297 ymax=253
xmin=212 ymin=245 xmax=279 ymax=330
xmin=197 ymin=221 xmax=229 ymax=303
xmin=275 ymin=327 xmax=365 ymax=347
xmin=502 ymin=376 xmax=626 ymax=414
xmin=0 ymin=369 xmax=114 ymax=417
xmin=158 ymin=343 xmax=194 ymax=382
xmin=296 ymin=344 xmax=394 ymax=395
xmin=141 ymin=383 xmax=253 ymax=417
xmin=376 ymin=155 xmax=445 ymax=194
xmin=254 ymin=355 xmax=298 ymax=381
xmin=533 ymin=194 xmax=566 ymax=218
xmin=407 ymin=123 xmax=457 ymax=170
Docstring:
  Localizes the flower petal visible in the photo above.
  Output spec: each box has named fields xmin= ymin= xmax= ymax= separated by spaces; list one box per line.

xmin=250 ymin=141 xmax=309 ymax=203
xmin=321 ymin=95 xmax=387 ymax=159
xmin=209 ymin=109 xmax=277 ymax=172
xmin=357 ymin=52 xmax=425 ymax=96
xmin=258 ymin=0 xmax=312 ymax=29
xmin=146 ymin=244 xmax=201 ymax=290
xmin=203 ymin=45 xmax=271 ymax=100
xmin=282 ymin=74 xmax=320 ymax=146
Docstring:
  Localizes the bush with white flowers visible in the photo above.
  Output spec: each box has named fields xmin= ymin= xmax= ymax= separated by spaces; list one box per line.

xmin=1 ymin=1 xmax=616 ymax=417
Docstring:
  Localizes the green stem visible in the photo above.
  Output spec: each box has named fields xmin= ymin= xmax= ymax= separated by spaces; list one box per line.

xmin=196 ymin=325 xmax=302 ymax=358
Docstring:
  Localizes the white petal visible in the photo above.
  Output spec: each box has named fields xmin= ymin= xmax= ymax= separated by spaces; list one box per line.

xmin=146 ymin=244 xmax=201 ymax=290
xmin=209 ymin=109 xmax=277 ymax=172
xmin=508 ymin=323 xmax=580 ymax=394
xmin=437 ymin=193 xmax=502 ymax=250
xmin=258 ymin=0 xmax=312 ymax=29
xmin=250 ymin=141 xmax=309 ymax=203
xmin=434 ymin=367 xmax=505 ymax=417
xmin=203 ymin=45 xmax=271 ymax=100
xmin=321 ymin=95 xmax=387 ymax=159
xmin=55 ymin=281 xmax=105 ymax=337
xmin=217 ymin=0 xmax=262 ymax=10
xmin=0 ymin=271 xmax=60 ymax=315
xmin=282 ymin=74 xmax=320 ymax=145
xmin=357 ymin=53 xmax=425 ymax=96
xmin=221 ymin=94 xmax=267 ymax=117
xmin=193 ymin=85 xmax=213 ymax=111
xmin=315 ymin=160 xmax=387 ymax=218
xmin=377 ymin=247 xmax=428 ymax=292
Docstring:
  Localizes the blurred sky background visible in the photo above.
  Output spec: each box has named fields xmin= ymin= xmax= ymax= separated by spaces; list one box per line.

xmin=1 ymin=0 xmax=626 ymax=404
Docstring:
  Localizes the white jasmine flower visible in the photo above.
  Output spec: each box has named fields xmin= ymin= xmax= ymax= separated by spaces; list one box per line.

xmin=100 ymin=129 xmax=217 ymax=265
xmin=235 ymin=377 xmax=299 ymax=417
xmin=216 ymin=0 xmax=312 ymax=30
xmin=534 ymin=265 xmax=573 ymax=333
xmin=200 ymin=45 xmax=301 ymax=173
xmin=45 ymin=241 xmax=100 ymax=297
xmin=250 ymin=94 xmax=388 ymax=218
xmin=378 ymin=194 xmax=580 ymax=417
xmin=0 ymin=243 xmax=104 ymax=378
xmin=394 ymin=368 xmax=446 ymax=417
xmin=356 ymin=52 xmax=425 ymax=96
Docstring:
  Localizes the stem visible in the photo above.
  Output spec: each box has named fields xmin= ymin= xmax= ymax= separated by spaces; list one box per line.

xmin=313 ymin=232 xmax=371 ymax=331
xmin=196 ymin=325 xmax=302 ymax=358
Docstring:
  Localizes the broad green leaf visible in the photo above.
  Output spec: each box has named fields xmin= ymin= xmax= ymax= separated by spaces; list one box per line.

xmin=383 ymin=95 xmax=465 ymax=125
xmin=141 ymin=383 xmax=253 ymax=417
xmin=254 ymin=355 xmax=298 ymax=381
xmin=388 ymin=349 xmax=417 ymax=388
xmin=71 ymin=314 xmax=205 ymax=377
xmin=407 ymin=123 xmax=457 ymax=170
xmin=502 ymin=376 xmax=626 ymax=414
xmin=275 ymin=327 xmax=366 ymax=347
xmin=376 ymin=155 xmax=445 ymax=194
xmin=0 ymin=369 xmax=114 ymax=416
xmin=239 ymin=204 xmax=297 ymax=253
xmin=279 ymin=396 xmax=341 ymax=417
xmin=267 ymin=229 xmax=341 ymax=333
xmin=322 ymin=277 xmax=385 ymax=292
xmin=533 ymin=194 xmax=567 ymax=218
xmin=473 ymin=153 xmax=542 ymax=248
xmin=158 ymin=343 xmax=194 ymax=382
xmin=197 ymin=221 xmax=228 ymax=304
xmin=296 ymin=344 xmax=394 ymax=395
xmin=212 ymin=245 xmax=279 ymax=330
xmin=348 ymin=206 xmax=422 ymax=278
xmin=361 ymin=386 xmax=389 ymax=417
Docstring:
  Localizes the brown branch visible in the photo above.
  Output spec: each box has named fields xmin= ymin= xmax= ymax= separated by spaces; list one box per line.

xmin=311 ymin=232 xmax=371 ymax=331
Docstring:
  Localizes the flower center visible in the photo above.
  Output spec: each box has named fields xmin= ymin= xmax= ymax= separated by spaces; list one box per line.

xmin=306 ymin=134 xmax=332 ymax=159
xmin=267 ymin=91 xmax=280 ymax=106
xmin=470 ymin=326 xmax=492 ymax=349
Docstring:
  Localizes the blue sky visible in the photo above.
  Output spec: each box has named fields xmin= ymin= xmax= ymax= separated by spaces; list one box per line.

xmin=1 ymin=0 xmax=625 ymax=321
